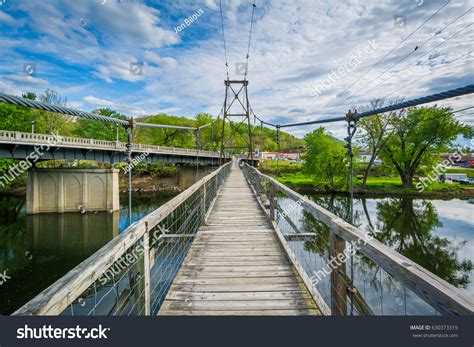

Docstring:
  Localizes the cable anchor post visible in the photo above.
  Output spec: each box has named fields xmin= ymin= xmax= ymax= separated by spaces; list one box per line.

xmin=345 ymin=109 xmax=358 ymax=316
xmin=276 ymin=125 xmax=281 ymax=176
xmin=125 ymin=117 xmax=136 ymax=226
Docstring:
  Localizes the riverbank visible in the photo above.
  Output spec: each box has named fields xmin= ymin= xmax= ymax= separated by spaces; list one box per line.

xmin=272 ymin=173 xmax=474 ymax=199
xmin=0 ymin=172 xmax=183 ymax=196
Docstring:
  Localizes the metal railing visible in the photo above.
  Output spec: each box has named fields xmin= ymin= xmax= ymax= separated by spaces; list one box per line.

xmin=0 ymin=130 xmax=223 ymax=158
xmin=13 ymin=161 xmax=232 ymax=316
xmin=241 ymin=162 xmax=474 ymax=316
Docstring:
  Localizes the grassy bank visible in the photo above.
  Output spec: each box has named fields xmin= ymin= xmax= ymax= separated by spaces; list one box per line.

xmin=269 ymin=170 xmax=474 ymax=198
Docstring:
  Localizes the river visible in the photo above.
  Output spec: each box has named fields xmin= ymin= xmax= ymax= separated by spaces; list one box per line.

xmin=277 ymin=194 xmax=474 ymax=314
xmin=1 ymin=193 xmax=472 ymax=315
xmin=0 ymin=192 xmax=177 ymax=315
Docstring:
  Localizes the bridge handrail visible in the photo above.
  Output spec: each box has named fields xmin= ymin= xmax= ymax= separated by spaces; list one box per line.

xmin=241 ymin=162 xmax=474 ymax=316
xmin=0 ymin=130 xmax=224 ymax=158
xmin=13 ymin=161 xmax=233 ymax=315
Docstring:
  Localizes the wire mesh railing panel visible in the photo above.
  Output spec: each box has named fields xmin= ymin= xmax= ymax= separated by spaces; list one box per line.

xmin=241 ymin=162 xmax=473 ymax=316
xmin=14 ymin=162 xmax=232 ymax=316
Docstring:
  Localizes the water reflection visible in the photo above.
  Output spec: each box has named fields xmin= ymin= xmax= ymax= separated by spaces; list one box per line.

xmin=0 ymin=192 xmax=176 ymax=315
xmin=305 ymin=195 xmax=473 ymax=291
xmin=372 ymin=198 xmax=472 ymax=288
xmin=278 ymin=194 xmax=473 ymax=314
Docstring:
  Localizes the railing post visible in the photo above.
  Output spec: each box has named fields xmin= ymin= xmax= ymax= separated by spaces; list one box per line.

xmin=330 ymin=231 xmax=347 ymax=316
xmin=201 ymin=181 xmax=207 ymax=224
xmin=143 ymin=222 xmax=151 ymax=315
xmin=269 ymin=183 xmax=275 ymax=221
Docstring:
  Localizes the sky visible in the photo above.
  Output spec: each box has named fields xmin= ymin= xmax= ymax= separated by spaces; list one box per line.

xmin=0 ymin=0 xmax=473 ymax=140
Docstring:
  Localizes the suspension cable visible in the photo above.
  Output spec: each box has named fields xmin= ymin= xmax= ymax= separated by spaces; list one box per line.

xmin=219 ymin=0 xmax=230 ymax=80
xmin=278 ymin=84 xmax=474 ymax=128
xmin=244 ymin=0 xmax=257 ymax=81
xmin=452 ymin=106 xmax=474 ymax=114
xmin=0 ymin=92 xmax=129 ymax=126
xmin=249 ymin=106 xmax=277 ymax=127
xmin=0 ymin=92 xmax=216 ymax=131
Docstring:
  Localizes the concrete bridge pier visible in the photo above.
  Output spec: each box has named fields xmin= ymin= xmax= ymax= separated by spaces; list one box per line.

xmin=26 ymin=169 xmax=120 ymax=214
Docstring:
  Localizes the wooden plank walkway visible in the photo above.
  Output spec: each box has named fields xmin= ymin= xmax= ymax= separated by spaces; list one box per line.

xmin=158 ymin=163 xmax=321 ymax=315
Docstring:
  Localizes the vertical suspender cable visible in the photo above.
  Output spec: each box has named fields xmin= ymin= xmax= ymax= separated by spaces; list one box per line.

xmin=126 ymin=128 xmax=133 ymax=226
xmin=219 ymin=0 xmax=230 ymax=80
xmin=244 ymin=0 xmax=257 ymax=81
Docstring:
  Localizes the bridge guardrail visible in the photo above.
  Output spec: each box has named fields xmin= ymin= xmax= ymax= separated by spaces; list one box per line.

xmin=0 ymin=130 xmax=225 ymax=158
xmin=13 ymin=161 xmax=232 ymax=316
xmin=241 ymin=162 xmax=474 ymax=316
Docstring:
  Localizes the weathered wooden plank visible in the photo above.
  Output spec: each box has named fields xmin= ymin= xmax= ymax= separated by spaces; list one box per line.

xmin=159 ymin=309 xmax=320 ymax=316
xmin=185 ymin=260 xmax=290 ymax=267
xmin=167 ymin=290 xmax=312 ymax=301
xmin=161 ymin=299 xmax=315 ymax=310
xmin=177 ymin=270 xmax=297 ymax=278
xmin=179 ymin=265 xmax=294 ymax=272
xmin=174 ymin=276 xmax=302 ymax=286
xmin=167 ymin=283 xmax=310 ymax=292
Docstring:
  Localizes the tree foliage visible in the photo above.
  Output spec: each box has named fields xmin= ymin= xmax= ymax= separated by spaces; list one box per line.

xmin=74 ymin=108 xmax=127 ymax=141
xmin=379 ymin=106 xmax=472 ymax=188
xmin=356 ymin=98 xmax=401 ymax=188
xmin=303 ymin=127 xmax=348 ymax=190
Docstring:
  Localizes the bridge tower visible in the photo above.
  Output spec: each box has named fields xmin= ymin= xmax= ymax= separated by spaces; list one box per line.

xmin=220 ymin=79 xmax=254 ymax=163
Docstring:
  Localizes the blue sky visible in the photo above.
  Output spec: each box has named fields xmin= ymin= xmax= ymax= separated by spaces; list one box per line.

xmin=0 ymin=0 xmax=473 ymax=139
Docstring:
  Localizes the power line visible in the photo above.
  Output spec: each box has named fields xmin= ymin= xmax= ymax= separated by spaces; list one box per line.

xmin=338 ymin=0 xmax=451 ymax=99
xmin=381 ymin=50 xmax=473 ymax=100
xmin=345 ymin=7 xmax=473 ymax=102
xmin=359 ymin=21 xmax=473 ymax=101
xmin=219 ymin=0 xmax=230 ymax=80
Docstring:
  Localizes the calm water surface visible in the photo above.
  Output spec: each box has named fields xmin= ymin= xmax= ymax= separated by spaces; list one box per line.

xmin=0 ymin=192 xmax=177 ymax=315
xmin=277 ymin=195 xmax=474 ymax=314
xmin=1 ymin=192 xmax=472 ymax=315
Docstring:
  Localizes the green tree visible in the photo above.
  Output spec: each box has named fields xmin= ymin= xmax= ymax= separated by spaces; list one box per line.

xmin=379 ymin=106 xmax=472 ymax=188
xmin=356 ymin=98 xmax=401 ymax=188
xmin=75 ymin=108 xmax=127 ymax=141
xmin=0 ymin=104 xmax=32 ymax=132
xmin=36 ymin=89 xmax=73 ymax=135
xmin=134 ymin=114 xmax=195 ymax=147
xmin=22 ymin=92 xmax=37 ymax=100
xmin=195 ymin=113 xmax=215 ymax=150
xmin=375 ymin=198 xmax=472 ymax=287
xmin=303 ymin=127 xmax=348 ymax=190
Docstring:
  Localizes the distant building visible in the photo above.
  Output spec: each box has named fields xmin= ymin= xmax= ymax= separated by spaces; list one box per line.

xmin=261 ymin=147 xmax=303 ymax=162
xmin=357 ymin=149 xmax=382 ymax=166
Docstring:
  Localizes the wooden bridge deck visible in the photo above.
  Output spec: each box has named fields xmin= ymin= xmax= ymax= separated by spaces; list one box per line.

xmin=158 ymin=164 xmax=321 ymax=315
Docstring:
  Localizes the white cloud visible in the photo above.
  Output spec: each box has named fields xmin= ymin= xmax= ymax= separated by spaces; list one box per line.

xmin=83 ymin=95 xmax=148 ymax=116
xmin=1 ymin=0 xmax=472 ymax=139
xmin=2 ymin=74 xmax=49 ymax=87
